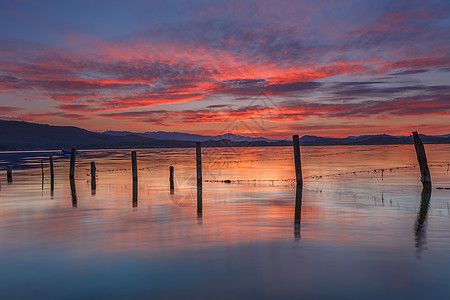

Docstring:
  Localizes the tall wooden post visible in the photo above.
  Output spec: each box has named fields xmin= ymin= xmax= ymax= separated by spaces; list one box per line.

xmin=293 ymin=135 xmax=303 ymax=185
xmin=131 ymin=151 xmax=138 ymax=206
xmin=50 ymin=156 xmax=54 ymax=191
xmin=7 ymin=165 xmax=12 ymax=183
xmin=412 ymin=131 xmax=431 ymax=187
xmin=196 ymin=142 xmax=202 ymax=186
xmin=131 ymin=151 xmax=137 ymax=181
xmin=69 ymin=148 xmax=76 ymax=179
xmin=91 ymin=161 xmax=96 ymax=191
xmin=169 ymin=166 xmax=174 ymax=191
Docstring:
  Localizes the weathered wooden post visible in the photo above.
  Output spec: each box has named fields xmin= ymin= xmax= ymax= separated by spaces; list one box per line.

xmin=50 ymin=156 xmax=54 ymax=191
xmin=293 ymin=135 xmax=303 ymax=185
xmin=412 ymin=131 xmax=431 ymax=188
xmin=91 ymin=161 xmax=96 ymax=191
xmin=196 ymin=142 xmax=202 ymax=186
xmin=131 ymin=151 xmax=138 ymax=206
xmin=131 ymin=151 xmax=138 ymax=181
xmin=169 ymin=166 xmax=174 ymax=191
xmin=69 ymin=148 xmax=76 ymax=179
xmin=7 ymin=165 xmax=12 ymax=183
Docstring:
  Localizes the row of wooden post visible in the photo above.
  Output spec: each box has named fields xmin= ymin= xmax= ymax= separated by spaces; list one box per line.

xmin=2 ymin=132 xmax=431 ymax=204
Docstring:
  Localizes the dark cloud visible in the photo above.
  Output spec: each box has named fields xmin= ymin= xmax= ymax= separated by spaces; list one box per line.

xmin=390 ymin=69 xmax=428 ymax=76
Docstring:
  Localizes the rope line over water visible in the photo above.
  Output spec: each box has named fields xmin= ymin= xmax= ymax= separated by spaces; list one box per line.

xmin=204 ymin=163 xmax=450 ymax=185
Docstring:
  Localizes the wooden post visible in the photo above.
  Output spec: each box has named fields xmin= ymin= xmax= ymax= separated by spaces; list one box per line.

xmin=91 ymin=161 xmax=96 ymax=191
xmin=196 ymin=142 xmax=202 ymax=186
xmin=131 ymin=151 xmax=137 ymax=181
xmin=7 ymin=165 xmax=12 ymax=183
xmin=293 ymin=135 xmax=303 ymax=185
xmin=69 ymin=148 xmax=76 ymax=179
xmin=169 ymin=166 xmax=174 ymax=191
xmin=50 ymin=156 xmax=54 ymax=191
xmin=412 ymin=131 xmax=431 ymax=187
xmin=131 ymin=151 xmax=138 ymax=206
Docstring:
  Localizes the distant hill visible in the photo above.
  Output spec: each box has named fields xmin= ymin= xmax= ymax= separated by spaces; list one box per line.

xmin=103 ymin=131 xmax=279 ymax=142
xmin=0 ymin=120 xmax=448 ymax=150
xmin=0 ymin=120 xmax=191 ymax=150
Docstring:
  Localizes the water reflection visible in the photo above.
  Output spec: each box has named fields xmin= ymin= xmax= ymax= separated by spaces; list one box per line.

xmin=197 ymin=184 xmax=202 ymax=219
xmin=132 ymin=179 xmax=138 ymax=207
xmin=1 ymin=145 xmax=450 ymax=299
xmin=70 ymin=177 xmax=77 ymax=208
xmin=415 ymin=186 xmax=432 ymax=259
xmin=294 ymin=184 xmax=303 ymax=241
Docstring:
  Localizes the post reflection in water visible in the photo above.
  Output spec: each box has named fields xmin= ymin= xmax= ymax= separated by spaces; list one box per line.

xmin=70 ymin=178 xmax=77 ymax=208
xmin=294 ymin=184 xmax=303 ymax=241
xmin=91 ymin=179 xmax=96 ymax=196
xmin=132 ymin=179 xmax=138 ymax=207
xmin=197 ymin=184 xmax=202 ymax=223
xmin=415 ymin=186 xmax=432 ymax=258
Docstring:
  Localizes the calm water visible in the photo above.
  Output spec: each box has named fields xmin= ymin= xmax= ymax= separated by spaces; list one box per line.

xmin=0 ymin=145 xmax=449 ymax=299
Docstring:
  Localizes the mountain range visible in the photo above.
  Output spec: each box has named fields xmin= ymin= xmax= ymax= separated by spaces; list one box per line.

xmin=0 ymin=120 xmax=448 ymax=150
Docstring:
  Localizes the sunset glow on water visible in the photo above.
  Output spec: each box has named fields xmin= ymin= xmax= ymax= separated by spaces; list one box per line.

xmin=0 ymin=145 xmax=449 ymax=298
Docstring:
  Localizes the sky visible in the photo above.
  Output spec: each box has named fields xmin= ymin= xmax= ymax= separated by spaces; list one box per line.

xmin=0 ymin=0 xmax=449 ymax=138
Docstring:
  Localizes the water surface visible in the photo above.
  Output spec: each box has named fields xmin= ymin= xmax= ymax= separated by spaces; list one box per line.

xmin=0 ymin=145 xmax=449 ymax=299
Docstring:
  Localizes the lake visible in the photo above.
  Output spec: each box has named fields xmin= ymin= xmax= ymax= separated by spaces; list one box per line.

xmin=0 ymin=144 xmax=449 ymax=299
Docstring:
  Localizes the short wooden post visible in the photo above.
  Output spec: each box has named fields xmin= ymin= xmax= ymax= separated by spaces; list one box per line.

xmin=69 ymin=148 xmax=76 ymax=179
xmin=91 ymin=161 xmax=96 ymax=191
xmin=50 ymin=156 xmax=54 ymax=191
xmin=292 ymin=135 xmax=303 ymax=185
xmin=169 ymin=166 xmax=174 ymax=191
xmin=196 ymin=142 xmax=202 ymax=186
xmin=412 ymin=131 xmax=431 ymax=187
xmin=7 ymin=165 xmax=12 ymax=183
